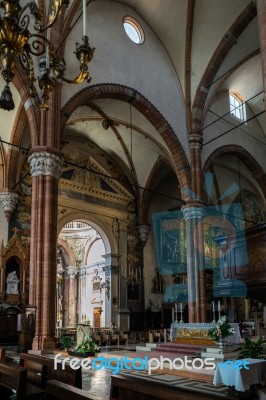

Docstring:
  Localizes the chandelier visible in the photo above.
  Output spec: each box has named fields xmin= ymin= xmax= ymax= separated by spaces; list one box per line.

xmin=122 ymin=264 xmax=144 ymax=286
xmin=0 ymin=0 xmax=94 ymax=111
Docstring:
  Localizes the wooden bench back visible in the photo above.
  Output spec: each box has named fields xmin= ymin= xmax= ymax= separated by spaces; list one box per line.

xmin=46 ymin=380 xmax=102 ymax=400
xmin=19 ymin=353 xmax=82 ymax=389
xmin=110 ymin=374 xmax=226 ymax=400
xmin=0 ymin=361 xmax=27 ymax=400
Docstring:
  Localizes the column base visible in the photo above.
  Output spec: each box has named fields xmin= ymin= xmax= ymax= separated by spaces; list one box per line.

xmin=31 ymin=335 xmax=57 ymax=351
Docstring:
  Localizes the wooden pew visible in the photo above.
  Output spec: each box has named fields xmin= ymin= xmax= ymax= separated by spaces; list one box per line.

xmin=109 ymin=374 xmax=233 ymax=400
xmin=0 ymin=361 xmax=27 ymax=400
xmin=46 ymin=380 xmax=102 ymax=400
xmin=19 ymin=353 xmax=82 ymax=389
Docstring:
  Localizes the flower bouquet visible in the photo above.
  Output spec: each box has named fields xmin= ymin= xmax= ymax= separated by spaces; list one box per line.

xmin=69 ymin=334 xmax=100 ymax=357
xmin=208 ymin=316 xmax=234 ymax=349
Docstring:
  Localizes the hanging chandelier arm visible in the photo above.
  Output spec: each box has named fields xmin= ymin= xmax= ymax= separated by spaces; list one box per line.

xmin=60 ymin=70 xmax=89 ymax=84
xmin=34 ymin=0 xmax=69 ymax=33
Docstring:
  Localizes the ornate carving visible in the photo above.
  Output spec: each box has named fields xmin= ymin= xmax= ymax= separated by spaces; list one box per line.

xmin=138 ymin=224 xmax=150 ymax=246
xmin=28 ymin=152 xmax=63 ymax=179
xmin=0 ymin=192 xmax=20 ymax=220
xmin=66 ymin=268 xmax=78 ymax=279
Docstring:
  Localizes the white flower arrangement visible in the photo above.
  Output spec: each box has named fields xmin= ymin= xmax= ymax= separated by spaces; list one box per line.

xmin=208 ymin=315 xmax=235 ymax=341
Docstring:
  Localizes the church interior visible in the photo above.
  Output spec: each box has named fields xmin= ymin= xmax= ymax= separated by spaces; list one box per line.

xmin=0 ymin=0 xmax=266 ymax=399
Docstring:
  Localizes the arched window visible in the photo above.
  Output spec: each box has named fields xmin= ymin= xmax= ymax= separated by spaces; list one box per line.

xmin=229 ymin=93 xmax=245 ymax=121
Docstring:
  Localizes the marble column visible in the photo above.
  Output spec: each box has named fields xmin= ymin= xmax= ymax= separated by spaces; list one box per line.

xmin=182 ymin=205 xmax=205 ymax=322
xmin=185 ymin=132 xmax=206 ymax=322
xmin=28 ymin=150 xmax=63 ymax=350
xmin=66 ymin=267 xmax=78 ymax=327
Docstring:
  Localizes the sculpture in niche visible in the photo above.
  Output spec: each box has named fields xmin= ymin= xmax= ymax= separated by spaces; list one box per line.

xmin=6 ymin=271 xmax=20 ymax=294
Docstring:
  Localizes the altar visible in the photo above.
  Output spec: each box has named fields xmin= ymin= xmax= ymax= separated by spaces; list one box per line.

xmin=170 ymin=322 xmax=241 ymax=344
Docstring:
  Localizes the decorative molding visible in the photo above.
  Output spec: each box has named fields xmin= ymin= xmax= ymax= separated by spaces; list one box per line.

xmin=28 ymin=152 xmax=63 ymax=179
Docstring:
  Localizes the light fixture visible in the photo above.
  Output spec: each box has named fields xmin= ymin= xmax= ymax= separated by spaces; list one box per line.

xmin=0 ymin=0 xmax=94 ymax=111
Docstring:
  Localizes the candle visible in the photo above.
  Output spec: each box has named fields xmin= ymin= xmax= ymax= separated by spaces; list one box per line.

xmin=175 ymin=303 xmax=177 ymax=312
xmin=46 ymin=29 xmax=50 ymax=69
xmin=212 ymin=301 xmax=215 ymax=311
xmin=180 ymin=302 xmax=182 ymax=312
xmin=83 ymin=0 xmax=87 ymax=37
xmin=218 ymin=300 xmax=221 ymax=312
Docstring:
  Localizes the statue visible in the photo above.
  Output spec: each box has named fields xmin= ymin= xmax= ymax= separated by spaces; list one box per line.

xmin=6 ymin=271 xmax=19 ymax=294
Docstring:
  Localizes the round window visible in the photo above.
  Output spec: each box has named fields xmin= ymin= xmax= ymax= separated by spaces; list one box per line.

xmin=123 ymin=16 xmax=144 ymax=45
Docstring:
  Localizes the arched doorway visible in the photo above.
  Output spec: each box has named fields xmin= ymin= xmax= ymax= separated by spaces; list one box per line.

xmin=56 ymin=220 xmax=111 ymax=329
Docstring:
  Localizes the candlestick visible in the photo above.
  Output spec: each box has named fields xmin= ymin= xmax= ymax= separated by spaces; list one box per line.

xmin=83 ymin=0 xmax=87 ymax=37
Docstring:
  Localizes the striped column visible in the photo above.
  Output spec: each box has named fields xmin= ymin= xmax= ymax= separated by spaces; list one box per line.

xmin=28 ymin=150 xmax=63 ymax=350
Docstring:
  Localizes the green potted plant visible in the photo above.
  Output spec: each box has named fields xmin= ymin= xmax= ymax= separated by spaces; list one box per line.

xmin=70 ymin=334 xmax=100 ymax=357
xmin=59 ymin=335 xmax=74 ymax=351
xmin=238 ymin=337 xmax=265 ymax=359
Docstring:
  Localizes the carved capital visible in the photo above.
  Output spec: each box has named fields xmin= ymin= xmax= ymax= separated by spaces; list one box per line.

xmin=28 ymin=152 xmax=63 ymax=179
xmin=188 ymin=132 xmax=203 ymax=150
xmin=138 ymin=224 xmax=151 ymax=246
xmin=0 ymin=192 xmax=20 ymax=220
xmin=182 ymin=205 xmax=204 ymax=221
xmin=65 ymin=267 xmax=78 ymax=279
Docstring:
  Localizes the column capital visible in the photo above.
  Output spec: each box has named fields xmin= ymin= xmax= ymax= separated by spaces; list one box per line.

xmin=138 ymin=224 xmax=151 ymax=246
xmin=182 ymin=204 xmax=204 ymax=220
xmin=188 ymin=131 xmax=203 ymax=149
xmin=28 ymin=151 xmax=63 ymax=179
xmin=65 ymin=267 xmax=79 ymax=279
xmin=0 ymin=191 xmax=20 ymax=220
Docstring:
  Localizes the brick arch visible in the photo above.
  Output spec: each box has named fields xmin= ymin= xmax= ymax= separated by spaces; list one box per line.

xmin=61 ymin=84 xmax=191 ymax=195
xmin=192 ymin=1 xmax=257 ymax=130
xmin=203 ymin=145 xmax=266 ymax=199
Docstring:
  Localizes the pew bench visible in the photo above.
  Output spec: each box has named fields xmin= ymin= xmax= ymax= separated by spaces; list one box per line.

xmin=109 ymin=374 xmax=236 ymax=400
xmin=46 ymin=380 xmax=102 ymax=400
xmin=19 ymin=353 xmax=82 ymax=389
xmin=0 ymin=361 xmax=27 ymax=400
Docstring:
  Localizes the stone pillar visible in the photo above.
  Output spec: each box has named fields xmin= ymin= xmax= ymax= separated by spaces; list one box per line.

xmin=257 ymin=0 xmax=266 ymax=108
xmin=102 ymin=253 xmax=120 ymax=326
xmin=0 ymin=191 xmax=20 ymax=221
xmin=117 ymin=219 xmax=130 ymax=331
xmin=182 ymin=206 xmax=205 ymax=322
xmin=28 ymin=150 xmax=63 ymax=350
xmin=65 ymin=267 xmax=78 ymax=327
xmin=185 ymin=132 xmax=206 ymax=322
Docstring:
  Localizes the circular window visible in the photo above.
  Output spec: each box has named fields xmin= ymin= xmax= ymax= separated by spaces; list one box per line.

xmin=123 ymin=16 xmax=144 ymax=45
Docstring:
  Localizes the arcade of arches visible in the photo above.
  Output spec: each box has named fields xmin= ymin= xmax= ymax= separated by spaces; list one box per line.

xmin=0 ymin=0 xmax=266 ymax=351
